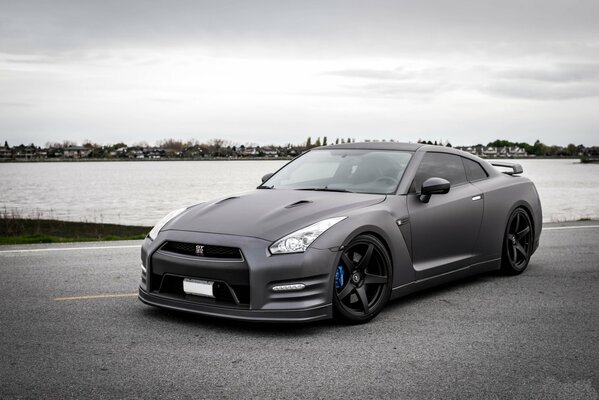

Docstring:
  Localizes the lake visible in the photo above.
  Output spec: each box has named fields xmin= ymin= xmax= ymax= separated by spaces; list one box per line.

xmin=1 ymin=159 xmax=598 ymax=226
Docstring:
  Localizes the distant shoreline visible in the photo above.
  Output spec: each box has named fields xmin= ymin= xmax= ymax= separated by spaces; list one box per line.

xmin=0 ymin=217 xmax=151 ymax=245
xmin=1 ymin=217 xmax=596 ymax=245
xmin=0 ymin=157 xmax=293 ymax=163
xmin=0 ymin=155 xmax=588 ymax=163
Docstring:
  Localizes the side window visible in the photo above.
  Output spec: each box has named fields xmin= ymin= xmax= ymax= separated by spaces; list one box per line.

xmin=462 ymin=157 xmax=488 ymax=182
xmin=410 ymin=153 xmax=468 ymax=192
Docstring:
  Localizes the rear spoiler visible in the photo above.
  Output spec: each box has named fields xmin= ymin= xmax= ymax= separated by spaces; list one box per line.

xmin=490 ymin=161 xmax=523 ymax=175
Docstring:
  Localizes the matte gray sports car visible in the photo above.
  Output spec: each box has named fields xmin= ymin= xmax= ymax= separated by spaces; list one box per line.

xmin=139 ymin=142 xmax=542 ymax=323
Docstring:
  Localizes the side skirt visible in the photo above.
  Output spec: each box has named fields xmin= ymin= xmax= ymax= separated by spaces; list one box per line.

xmin=390 ymin=258 xmax=501 ymax=300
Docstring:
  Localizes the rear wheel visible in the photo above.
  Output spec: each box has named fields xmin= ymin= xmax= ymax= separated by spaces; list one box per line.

xmin=501 ymin=208 xmax=533 ymax=275
xmin=333 ymin=234 xmax=392 ymax=324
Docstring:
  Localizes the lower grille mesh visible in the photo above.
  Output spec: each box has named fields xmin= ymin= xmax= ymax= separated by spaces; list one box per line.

xmin=155 ymin=274 xmax=250 ymax=306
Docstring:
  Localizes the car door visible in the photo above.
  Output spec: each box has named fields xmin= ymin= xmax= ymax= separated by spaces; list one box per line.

xmin=407 ymin=152 xmax=484 ymax=279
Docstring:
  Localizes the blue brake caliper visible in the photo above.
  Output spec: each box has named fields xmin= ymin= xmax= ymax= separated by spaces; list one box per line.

xmin=335 ymin=265 xmax=345 ymax=289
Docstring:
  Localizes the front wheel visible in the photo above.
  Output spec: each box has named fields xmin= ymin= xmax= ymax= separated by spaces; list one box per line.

xmin=333 ymin=234 xmax=392 ymax=324
xmin=501 ymin=208 xmax=533 ymax=275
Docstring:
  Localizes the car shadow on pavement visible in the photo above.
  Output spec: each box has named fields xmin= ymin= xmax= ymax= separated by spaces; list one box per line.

xmin=382 ymin=266 xmax=525 ymax=313
xmin=137 ymin=264 xmax=536 ymax=335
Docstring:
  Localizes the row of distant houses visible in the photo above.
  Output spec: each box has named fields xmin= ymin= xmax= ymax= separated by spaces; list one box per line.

xmin=454 ymin=145 xmax=528 ymax=158
xmin=111 ymin=146 xmax=167 ymax=159
xmin=0 ymin=142 xmax=296 ymax=161
xmin=112 ymin=144 xmax=287 ymax=158
xmin=0 ymin=144 xmax=93 ymax=160
xmin=0 ymin=142 xmax=529 ymax=160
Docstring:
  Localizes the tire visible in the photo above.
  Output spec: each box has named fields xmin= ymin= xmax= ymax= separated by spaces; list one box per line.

xmin=501 ymin=208 xmax=533 ymax=275
xmin=333 ymin=234 xmax=392 ymax=324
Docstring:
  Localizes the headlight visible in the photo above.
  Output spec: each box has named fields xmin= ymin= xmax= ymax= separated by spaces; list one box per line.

xmin=269 ymin=217 xmax=346 ymax=254
xmin=148 ymin=207 xmax=187 ymax=240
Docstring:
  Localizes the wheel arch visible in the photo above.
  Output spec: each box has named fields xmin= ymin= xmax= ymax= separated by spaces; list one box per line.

xmin=501 ymin=201 xmax=535 ymax=274
xmin=350 ymin=230 xmax=394 ymax=267
xmin=499 ymin=201 xmax=536 ymax=260
xmin=336 ymin=219 xmax=414 ymax=288
xmin=504 ymin=200 xmax=536 ymax=240
xmin=332 ymin=228 xmax=395 ymax=323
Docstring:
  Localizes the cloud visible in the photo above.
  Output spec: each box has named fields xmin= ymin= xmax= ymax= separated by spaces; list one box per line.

xmin=1 ymin=0 xmax=599 ymax=146
xmin=324 ymin=67 xmax=416 ymax=81
xmin=327 ymin=62 xmax=599 ymax=100
xmin=483 ymin=63 xmax=599 ymax=100
xmin=344 ymin=81 xmax=451 ymax=98
xmin=0 ymin=102 xmax=34 ymax=107
xmin=483 ymin=82 xmax=599 ymax=100
xmin=496 ymin=63 xmax=599 ymax=83
xmin=150 ymin=98 xmax=183 ymax=104
xmin=2 ymin=0 xmax=599 ymax=59
xmin=322 ymin=66 xmax=455 ymax=98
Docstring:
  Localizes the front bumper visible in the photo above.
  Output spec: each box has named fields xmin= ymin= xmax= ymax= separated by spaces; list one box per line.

xmin=138 ymin=230 xmax=339 ymax=322
xmin=138 ymin=288 xmax=331 ymax=322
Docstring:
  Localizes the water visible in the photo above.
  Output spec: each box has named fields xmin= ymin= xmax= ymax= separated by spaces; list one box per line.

xmin=516 ymin=159 xmax=599 ymax=222
xmin=0 ymin=160 xmax=287 ymax=226
xmin=1 ymin=159 xmax=597 ymax=226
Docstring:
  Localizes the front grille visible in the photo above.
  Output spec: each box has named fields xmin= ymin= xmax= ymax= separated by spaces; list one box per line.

xmin=160 ymin=241 xmax=243 ymax=260
xmin=150 ymin=241 xmax=250 ymax=308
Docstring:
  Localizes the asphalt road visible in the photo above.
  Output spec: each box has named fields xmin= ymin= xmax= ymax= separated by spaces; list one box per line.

xmin=1 ymin=222 xmax=598 ymax=399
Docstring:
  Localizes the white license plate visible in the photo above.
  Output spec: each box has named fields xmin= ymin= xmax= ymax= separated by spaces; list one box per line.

xmin=183 ymin=278 xmax=214 ymax=298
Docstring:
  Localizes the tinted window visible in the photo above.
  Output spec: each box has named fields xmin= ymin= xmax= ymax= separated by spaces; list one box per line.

xmin=411 ymin=152 xmax=467 ymax=192
xmin=462 ymin=157 xmax=488 ymax=182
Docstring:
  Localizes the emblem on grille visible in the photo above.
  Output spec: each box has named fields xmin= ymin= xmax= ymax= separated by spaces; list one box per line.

xmin=195 ymin=245 xmax=205 ymax=256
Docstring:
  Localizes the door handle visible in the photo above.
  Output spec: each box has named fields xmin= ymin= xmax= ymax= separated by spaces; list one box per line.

xmin=472 ymin=195 xmax=482 ymax=201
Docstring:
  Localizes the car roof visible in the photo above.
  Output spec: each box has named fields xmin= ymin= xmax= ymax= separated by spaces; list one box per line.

xmin=315 ymin=142 xmax=482 ymax=159
xmin=313 ymin=142 xmax=499 ymax=175
xmin=314 ymin=142 xmax=424 ymax=151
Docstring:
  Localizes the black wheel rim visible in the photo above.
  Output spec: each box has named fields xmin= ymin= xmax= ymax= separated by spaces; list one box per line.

xmin=335 ymin=240 xmax=389 ymax=316
xmin=505 ymin=209 xmax=532 ymax=270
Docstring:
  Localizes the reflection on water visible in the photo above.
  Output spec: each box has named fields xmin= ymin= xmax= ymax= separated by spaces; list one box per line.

xmin=1 ymin=159 xmax=597 ymax=225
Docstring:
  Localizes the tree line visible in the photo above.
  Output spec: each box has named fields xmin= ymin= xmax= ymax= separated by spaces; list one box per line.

xmin=416 ymin=138 xmax=597 ymax=157
xmin=2 ymin=136 xmax=597 ymax=160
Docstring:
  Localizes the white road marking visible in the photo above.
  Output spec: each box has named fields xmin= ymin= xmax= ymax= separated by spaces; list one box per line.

xmin=543 ymin=225 xmax=599 ymax=231
xmin=0 ymin=245 xmax=139 ymax=254
xmin=54 ymin=293 xmax=138 ymax=301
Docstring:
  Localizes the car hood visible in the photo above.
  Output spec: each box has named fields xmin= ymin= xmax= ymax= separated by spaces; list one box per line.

xmin=164 ymin=189 xmax=386 ymax=241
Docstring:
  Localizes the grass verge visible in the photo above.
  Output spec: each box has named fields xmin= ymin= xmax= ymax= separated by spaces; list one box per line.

xmin=0 ymin=218 xmax=151 ymax=245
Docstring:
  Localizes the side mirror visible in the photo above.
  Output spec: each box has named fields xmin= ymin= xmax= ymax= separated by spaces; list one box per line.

xmin=420 ymin=177 xmax=450 ymax=203
xmin=261 ymin=172 xmax=274 ymax=183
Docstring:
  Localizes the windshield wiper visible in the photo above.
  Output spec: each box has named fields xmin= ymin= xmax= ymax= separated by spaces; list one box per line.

xmin=297 ymin=187 xmax=353 ymax=193
xmin=257 ymin=185 xmax=274 ymax=189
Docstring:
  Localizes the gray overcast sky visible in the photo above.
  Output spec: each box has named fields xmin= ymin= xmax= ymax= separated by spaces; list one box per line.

xmin=1 ymin=0 xmax=598 ymax=147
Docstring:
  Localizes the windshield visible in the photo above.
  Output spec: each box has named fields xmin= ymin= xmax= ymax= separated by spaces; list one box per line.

xmin=262 ymin=149 xmax=413 ymax=194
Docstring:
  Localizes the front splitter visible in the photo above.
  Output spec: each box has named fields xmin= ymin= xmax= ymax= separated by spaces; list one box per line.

xmin=139 ymin=288 xmax=332 ymax=323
